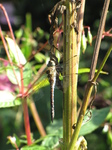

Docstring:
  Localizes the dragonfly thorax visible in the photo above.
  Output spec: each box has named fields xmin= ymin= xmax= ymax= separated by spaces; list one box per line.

xmin=47 ymin=59 xmax=57 ymax=67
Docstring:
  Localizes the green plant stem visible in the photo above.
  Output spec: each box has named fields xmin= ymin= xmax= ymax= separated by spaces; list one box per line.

xmin=93 ymin=45 xmax=112 ymax=82
xmin=69 ymin=44 xmax=112 ymax=150
xmin=63 ymin=1 xmax=78 ymax=149
xmin=69 ymin=82 xmax=93 ymax=150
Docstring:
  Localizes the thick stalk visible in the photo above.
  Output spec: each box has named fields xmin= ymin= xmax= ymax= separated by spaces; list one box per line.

xmin=69 ymin=0 xmax=110 ymax=149
xmin=63 ymin=0 xmax=78 ymax=149
xmin=69 ymin=44 xmax=112 ymax=150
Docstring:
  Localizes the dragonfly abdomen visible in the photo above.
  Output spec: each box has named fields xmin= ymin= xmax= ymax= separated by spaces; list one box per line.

xmin=50 ymin=77 xmax=56 ymax=122
xmin=47 ymin=53 xmax=58 ymax=122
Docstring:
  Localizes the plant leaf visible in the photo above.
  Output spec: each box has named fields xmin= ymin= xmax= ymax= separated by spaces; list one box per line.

xmin=6 ymin=63 xmax=32 ymax=86
xmin=41 ymin=120 xmax=63 ymax=149
xmin=23 ymin=63 xmax=32 ymax=86
xmin=79 ymin=107 xmax=110 ymax=136
xmin=41 ymin=128 xmax=63 ymax=149
xmin=21 ymin=145 xmax=47 ymax=150
xmin=0 ymin=91 xmax=21 ymax=108
xmin=7 ymin=66 xmax=21 ymax=85
xmin=34 ymin=52 xmax=46 ymax=63
xmin=5 ymin=37 xmax=27 ymax=65
xmin=78 ymin=68 xmax=108 ymax=75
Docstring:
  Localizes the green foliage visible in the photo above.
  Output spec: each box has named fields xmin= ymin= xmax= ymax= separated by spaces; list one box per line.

xmin=0 ymin=91 xmax=21 ymax=108
xmin=79 ymin=107 xmax=110 ymax=136
xmin=20 ymin=13 xmax=34 ymax=59
xmin=34 ymin=53 xmax=46 ymax=63
xmin=5 ymin=37 xmax=27 ymax=65
xmin=0 ymin=1 xmax=112 ymax=149
xmin=30 ymin=74 xmax=49 ymax=94
xmin=41 ymin=127 xmax=63 ymax=149
xmin=21 ymin=145 xmax=47 ymax=150
xmin=15 ymin=13 xmax=38 ymax=59
xmin=6 ymin=63 xmax=32 ymax=86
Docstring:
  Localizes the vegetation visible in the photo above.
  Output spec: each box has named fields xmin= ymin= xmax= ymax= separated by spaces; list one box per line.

xmin=0 ymin=0 xmax=112 ymax=149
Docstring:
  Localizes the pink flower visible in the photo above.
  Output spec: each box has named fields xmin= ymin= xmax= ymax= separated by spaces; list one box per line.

xmin=0 ymin=74 xmax=17 ymax=92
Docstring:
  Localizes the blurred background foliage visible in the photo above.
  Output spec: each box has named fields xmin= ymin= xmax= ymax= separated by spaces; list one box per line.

xmin=0 ymin=0 xmax=112 ymax=149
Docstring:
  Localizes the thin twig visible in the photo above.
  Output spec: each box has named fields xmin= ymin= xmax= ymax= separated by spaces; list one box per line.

xmin=77 ymin=0 xmax=85 ymax=54
xmin=0 ymin=58 xmax=19 ymax=67
xmin=29 ymin=100 xmax=46 ymax=137
xmin=89 ymin=0 xmax=110 ymax=80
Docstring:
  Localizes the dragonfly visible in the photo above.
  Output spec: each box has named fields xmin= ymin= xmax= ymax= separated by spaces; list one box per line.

xmin=16 ymin=49 xmax=77 ymax=122
xmin=27 ymin=52 xmax=77 ymax=122
xmin=15 ymin=0 xmax=81 ymax=121
xmin=46 ymin=51 xmax=63 ymax=122
xmin=17 ymin=51 xmax=64 ymax=122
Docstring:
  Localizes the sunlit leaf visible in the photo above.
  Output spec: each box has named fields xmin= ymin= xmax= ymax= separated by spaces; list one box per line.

xmin=7 ymin=66 xmax=21 ymax=85
xmin=19 ymin=13 xmax=35 ymax=59
xmin=21 ymin=145 xmax=47 ymax=150
xmin=23 ymin=63 xmax=32 ymax=86
xmin=34 ymin=52 xmax=46 ymax=63
xmin=6 ymin=63 xmax=32 ymax=86
xmin=0 ymin=91 xmax=21 ymax=108
xmin=5 ymin=37 xmax=27 ymax=65
xmin=78 ymin=68 xmax=108 ymax=75
xmin=59 ymin=68 xmax=108 ymax=80
xmin=26 ymin=13 xmax=32 ymax=31
xmin=15 ymin=28 xmax=23 ymax=38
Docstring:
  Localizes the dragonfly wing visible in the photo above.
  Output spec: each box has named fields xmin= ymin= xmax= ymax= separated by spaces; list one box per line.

xmin=56 ymin=74 xmax=63 ymax=91
xmin=29 ymin=74 xmax=49 ymax=96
